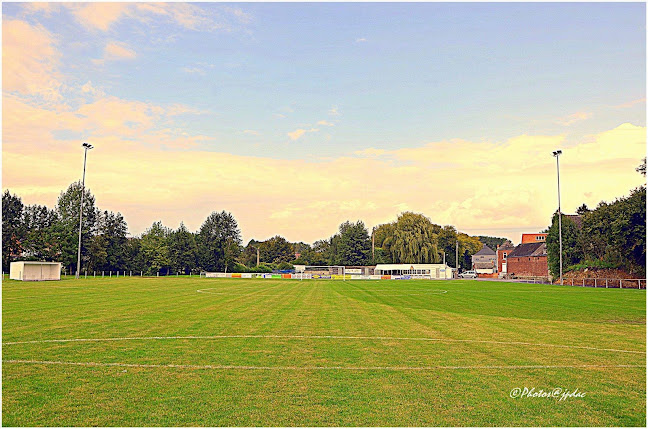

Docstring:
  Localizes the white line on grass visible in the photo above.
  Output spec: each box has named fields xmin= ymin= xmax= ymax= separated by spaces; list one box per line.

xmin=196 ymin=288 xmax=449 ymax=296
xmin=4 ymin=359 xmax=644 ymax=371
xmin=3 ymin=334 xmax=645 ymax=354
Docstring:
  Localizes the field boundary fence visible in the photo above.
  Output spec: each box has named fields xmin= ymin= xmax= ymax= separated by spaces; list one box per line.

xmin=560 ymin=278 xmax=645 ymax=289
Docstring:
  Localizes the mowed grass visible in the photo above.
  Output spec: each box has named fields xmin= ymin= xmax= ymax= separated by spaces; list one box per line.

xmin=2 ymin=276 xmax=645 ymax=426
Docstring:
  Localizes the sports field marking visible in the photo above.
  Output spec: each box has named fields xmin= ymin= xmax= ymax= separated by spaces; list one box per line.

xmin=196 ymin=287 xmax=449 ymax=296
xmin=196 ymin=288 xmax=292 ymax=296
xmin=4 ymin=359 xmax=644 ymax=371
xmin=3 ymin=334 xmax=644 ymax=354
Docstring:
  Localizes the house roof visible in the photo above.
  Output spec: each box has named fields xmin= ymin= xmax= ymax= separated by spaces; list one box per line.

xmin=498 ymin=242 xmax=515 ymax=251
xmin=564 ymin=214 xmax=583 ymax=229
xmin=508 ymin=242 xmax=547 ymax=258
xmin=474 ymin=244 xmax=496 ymax=256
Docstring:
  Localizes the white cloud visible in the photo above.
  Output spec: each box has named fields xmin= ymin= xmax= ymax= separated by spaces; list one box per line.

xmin=287 ymin=128 xmax=319 ymax=141
xmin=243 ymin=130 xmax=261 ymax=136
xmin=556 ymin=112 xmax=592 ymax=126
xmin=317 ymin=120 xmax=335 ymax=126
xmin=92 ymin=42 xmax=137 ymax=65
xmin=355 ymin=37 xmax=367 ymax=43
xmin=81 ymin=81 xmax=105 ymax=98
xmin=329 ymin=106 xmax=340 ymax=116
xmin=613 ymin=98 xmax=646 ymax=109
xmin=2 ymin=19 xmax=62 ymax=102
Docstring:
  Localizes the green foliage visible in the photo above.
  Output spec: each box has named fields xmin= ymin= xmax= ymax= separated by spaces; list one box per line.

xmin=276 ymin=261 xmax=294 ymax=271
xmin=567 ymin=260 xmax=619 ymax=271
xmin=259 ymin=235 xmax=293 ymax=264
xmin=547 ymin=186 xmax=646 ymax=277
xmin=256 ymin=263 xmax=273 ymax=273
xmin=140 ymin=221 xmax=172 ymax=275
xmin=311 ymin=239 xmax=332 ymax=265
xmin=389 ymin=212 xmax=440 ymax=263
xmin=169 ymin=222 xmax=198 ymax=274
xmin=88 ymin=210 xmax=129 ymax=272
xmin=334 ymin=220 xmax=370 ymax=266
xmin=476 ymin=236 xmax=507 ymax=252
xmin=546 ymin=213 xmax=582 ymax=277
xmin=458 ymin=233 xmax=483 ymax=270
xmin=55 ymin=182 xmax=98 ymax=271
xmin=197 ymin=211 xmax=242 ymax=272
xmin=2 ymin=190 xmax=24 ymax=271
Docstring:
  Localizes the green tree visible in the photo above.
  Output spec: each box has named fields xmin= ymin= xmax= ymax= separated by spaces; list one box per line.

xmin=21 ymin=204 xmax=60 ymax=262
xmin=55 ymin=182 xmax=97 ymax=273
xmin=335 ymin=220 xmax=370 ymax=265
xmin=477 ymin=236 xmax=507 ymax=252
xmin=389 ymin=212 xmax=441 ymax=263
xmin=546 ymin=213 xmax=582 ymax=278
xmin=240 ymin=239 xmax=261 ymax=268
xmin=372 ymin=222 xmax=396 ymax=263
xmin=457 ymin=233 xmax=483 ymax=270
xmin=140 ymin=221 xmax=171 ymax=275
xmin=169 ymin=222 xmax=198 ymax=274
xmin=259 ymin=235 xmax=293 ymax=264
xmin=197 ymin=211 xmax=241 ymax=272
xmin=310 ymin=239 xmax=331 ymax=265
xmin=2 ymin=190 xmax=24 ymax=271
xmin=88 ymin=210 xmax=128 ymax=272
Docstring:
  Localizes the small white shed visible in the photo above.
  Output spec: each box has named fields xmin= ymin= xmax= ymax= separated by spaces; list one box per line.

xmin=9 ymin=261 xmax=62 ymax=281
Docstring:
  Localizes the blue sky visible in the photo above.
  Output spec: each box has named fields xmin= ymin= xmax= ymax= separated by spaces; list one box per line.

xmin=3 ymin=2 xmax=646 ymax=242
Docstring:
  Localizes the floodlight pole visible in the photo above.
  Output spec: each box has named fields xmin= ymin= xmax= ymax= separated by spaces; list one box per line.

xmin=371 ymin=226 xmax=375 ymax=261
xmin=76 ymin=143 xmax=93 ymax=279
xmin=553 ymin=150 xmax=563 ymax=285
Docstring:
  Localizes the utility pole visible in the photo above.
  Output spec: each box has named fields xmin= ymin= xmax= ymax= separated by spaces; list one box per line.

xmin=456 ymin=240 xmax=459 ymax=270
xmin=256 ymin=247 xmax=260 ymax=267
xmin=76 ymin=142 xmax=93 ymax=279
xmin=371 ymin=226 xmax=375 ymax=261
xmin=553 ymin=150 xmax=563 ymax=285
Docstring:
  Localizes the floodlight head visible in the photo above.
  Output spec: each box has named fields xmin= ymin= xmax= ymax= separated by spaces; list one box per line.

xmin=82 ymin=142 xmax=93 ymax=150
xmin=553 ymin=150 xmax=562 ymax=157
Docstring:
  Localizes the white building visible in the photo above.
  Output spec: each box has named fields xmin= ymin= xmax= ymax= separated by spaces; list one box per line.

xmin=9 ymin=261 xmax=62 ymax=281
xmin=374 ymin=263 xmax=454 ymax=279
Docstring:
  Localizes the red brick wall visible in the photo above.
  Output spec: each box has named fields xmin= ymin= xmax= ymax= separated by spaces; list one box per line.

xmin=497 ymin=249 xmax=512 ymax=272
xmin=506 ymin=256 xmax=549 ymax=277
xmin=521 ymin=233 xmax=548 ymax=244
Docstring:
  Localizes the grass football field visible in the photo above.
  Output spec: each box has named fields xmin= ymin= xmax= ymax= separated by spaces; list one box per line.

xmin=2 ymin=276 xmax=646 ymax=426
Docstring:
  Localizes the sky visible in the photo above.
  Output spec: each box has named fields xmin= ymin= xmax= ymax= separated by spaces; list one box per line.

xmin=2 ymin=2 xmax=646 ymax=245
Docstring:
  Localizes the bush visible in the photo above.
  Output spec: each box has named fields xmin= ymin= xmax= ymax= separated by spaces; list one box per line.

xmin=567 ymin=260 xmax=619 ymax=272
xmin=231 ymin=263 xmax=249 ymax=273
xmin=277 ymin=261 xmax=294 ymax=271
xmin=255 ymin=263 xmax=273 ymax=273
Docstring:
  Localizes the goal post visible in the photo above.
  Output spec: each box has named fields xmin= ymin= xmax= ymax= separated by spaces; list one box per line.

xmin=297 ymin=266 xmax=346 ymax=281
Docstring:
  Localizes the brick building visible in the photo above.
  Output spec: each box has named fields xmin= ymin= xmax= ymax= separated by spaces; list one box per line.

xmin=521 ymin=233 xmax=547 ymax=244
xmin=506 ymin=242 xmax=549 ymax=278
xmin=496 ymin=241 xmax=516 ymax=274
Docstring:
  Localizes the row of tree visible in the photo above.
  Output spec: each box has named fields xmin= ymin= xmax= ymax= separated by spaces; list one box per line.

xmin=546 ymin=185 xmax=646 ymax=277
xmin=3 ymin=182 xmax=501 ymax=275
xmin=2 ymin=183 xmax=243 ymax=275
xmin=545 ymin=160 xmax=646 ymax=278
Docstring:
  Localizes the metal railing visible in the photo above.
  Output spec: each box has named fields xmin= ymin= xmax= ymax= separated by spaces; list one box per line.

xmin=562 ymin=278 xmax=645 ymax=289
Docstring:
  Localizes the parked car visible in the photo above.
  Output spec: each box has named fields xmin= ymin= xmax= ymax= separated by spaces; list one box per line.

xmin=458 ymin=270 xmax=478 ymax=279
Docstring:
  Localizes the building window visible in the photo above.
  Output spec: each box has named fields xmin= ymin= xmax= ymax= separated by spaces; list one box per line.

xmin=537 ymin=236 xmax=545 ymax=241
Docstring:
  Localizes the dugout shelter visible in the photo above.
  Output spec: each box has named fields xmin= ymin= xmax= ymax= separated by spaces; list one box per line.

xmin=9 ymin=261 xmax=62 ymax=281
